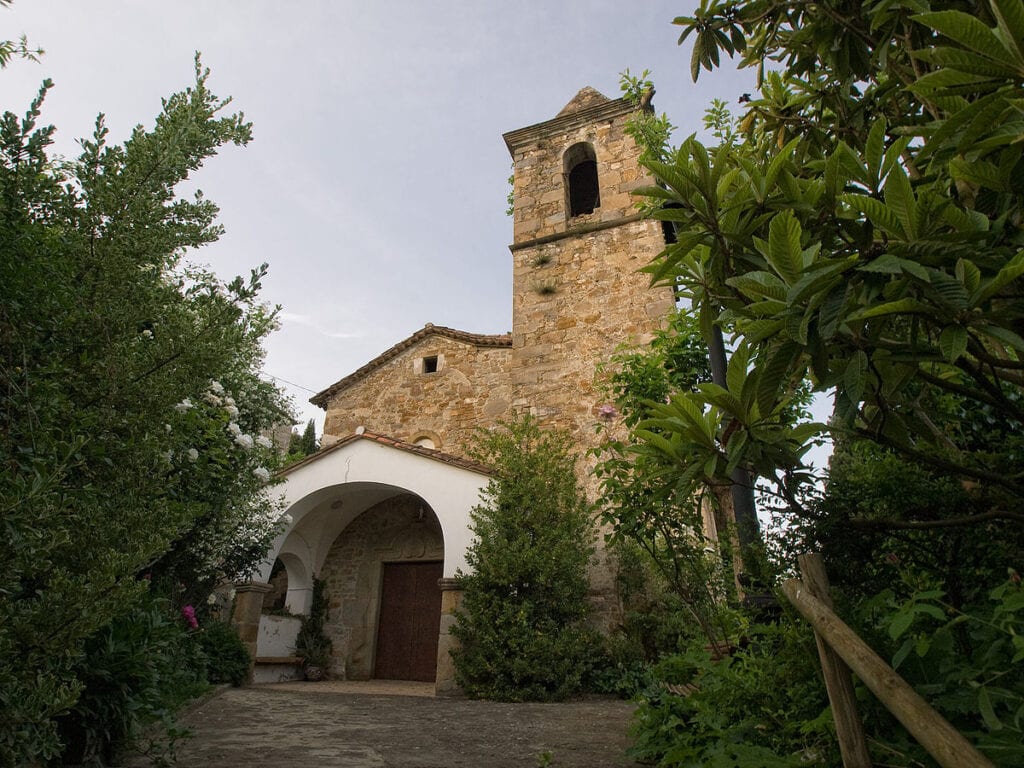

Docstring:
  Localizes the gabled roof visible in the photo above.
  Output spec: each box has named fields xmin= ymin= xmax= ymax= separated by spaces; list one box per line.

xmin=310 ymin=323 xmax=511 ymax=408
xmin=556 ymin=86 xmax=610 ymax=117
xmin=277 ymin=427 xmax=493 ymax=478
xmin=503 ymin=90 xmax=633 ymax=156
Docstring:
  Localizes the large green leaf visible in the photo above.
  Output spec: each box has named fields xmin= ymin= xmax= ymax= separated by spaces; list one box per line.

xmin=950 ymin=157 xmax=1012 ymax=192
xmin=938 ymin=325 xmax=969 ymax=362
xmin=741 ymin=318 xmax=785 ymax=344
xmin=956 ymin=258 xmax=982 ymax=295
xmin=843 ymin=193 xmax=904 ymax=236
xmin=850 ymin=298 xmax=933 ymax=320
xmin=788 ymin=256 xmax=859 ymax=304
xmin=927 ymin=270 xmax=971 ymax=310
xmin=726 ymin=270 xmax=789 ymax=300
xmin=971 ymin=249 xmax=1024 ymax=305
xmin=884 ymin=164 xmax=917 ymax=238
xmin=909 ymin=68 xmax=998 ymax=96
xmin=766 ymin=211 xmax=803 ymax=284
xmin=976 ymin=322 xmax=1024 ymax=351
xmin=696 ymin=382 xmax=744 ymax=418
xmin=913 ymin=46 xmax=1021 ymax=78
xmin=865 ymin=118 xmax=887 ymax=191
xmin=991 ymin=0 xmax=1024 ymax=65
xmin=726 ymin=342 xmax=750 ymax=398
xmin=844 ymin=350 xmax=869 ymax=405
xmin=860 ymin=254 xmax=931 ymax=282
xmin=913 ymin=11 xmax=1015 ymax=66
xmin=818 ymin=283 xmax=849 ymax=340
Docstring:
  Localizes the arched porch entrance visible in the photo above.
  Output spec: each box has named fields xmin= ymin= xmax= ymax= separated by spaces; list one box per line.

xmin=319 ymin=492 xmax=444 ymax=681
xmin=236 ymin=430 xmax=490 ymax=693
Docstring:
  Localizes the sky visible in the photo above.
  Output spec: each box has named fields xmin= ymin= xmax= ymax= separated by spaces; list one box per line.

xmin=4 ymin=1 xmax=759 ymax=435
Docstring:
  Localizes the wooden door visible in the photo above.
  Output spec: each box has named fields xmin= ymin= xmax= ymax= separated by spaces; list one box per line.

xmin=374 ymin=561 xmax=443 ymax=681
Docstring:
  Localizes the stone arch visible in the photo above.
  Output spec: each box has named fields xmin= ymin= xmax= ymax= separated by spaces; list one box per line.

xmin=564 ymin=141 xmax=600 ymax=217
xmin=319 ymin=493 xmax=445 ymax=680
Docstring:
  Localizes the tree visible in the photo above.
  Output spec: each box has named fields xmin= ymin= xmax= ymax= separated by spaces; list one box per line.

xmin=0 ymin=57 xmax=288 ymax=763
xmin=629 ymin=0 xmax=1024 ymax=528
xmin=451 ymin=416 xmax=596 ymax=701
xmin=287 ymin=418 xmax=318 ymax=461
xmin=594 ymin=311 xmax=735 ymax=646
xmin=611 ymin=1 xmax=1024 ymax=762
xmin=0 ymin=0 xmax=42 ymax=69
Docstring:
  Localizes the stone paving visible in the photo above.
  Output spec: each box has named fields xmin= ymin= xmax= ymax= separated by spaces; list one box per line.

xmin=135 ymin=681 xmax=642 ymax=768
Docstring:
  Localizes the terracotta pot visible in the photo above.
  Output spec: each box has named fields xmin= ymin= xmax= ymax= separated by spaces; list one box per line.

xmin=303 ymin=664 xmax=325 ymax=681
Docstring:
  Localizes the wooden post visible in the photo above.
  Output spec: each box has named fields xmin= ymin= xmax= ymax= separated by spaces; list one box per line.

xmin=797 ymin=554 xmax=872 ymax=768
xmin=781 ymin=577 xmax=995 ymax=768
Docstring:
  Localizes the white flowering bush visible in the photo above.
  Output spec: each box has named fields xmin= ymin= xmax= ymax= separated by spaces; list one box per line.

xmin=0 ymin=59 xmax=291 ymax=762
xmin=150 ymin=377 xmax=286 ymax=605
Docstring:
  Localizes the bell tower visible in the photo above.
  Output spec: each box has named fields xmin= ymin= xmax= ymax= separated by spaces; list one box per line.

xmin=502 ymin=87 xmax=675 ymax=448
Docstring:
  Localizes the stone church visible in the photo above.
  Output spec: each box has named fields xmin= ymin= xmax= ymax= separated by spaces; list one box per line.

xmin=234 ymin=87 xmax=676 ymax=692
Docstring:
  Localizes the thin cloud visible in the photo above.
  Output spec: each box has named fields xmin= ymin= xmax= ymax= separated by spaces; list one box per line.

xmin=278 ymin=312 xmax=362 ymax=340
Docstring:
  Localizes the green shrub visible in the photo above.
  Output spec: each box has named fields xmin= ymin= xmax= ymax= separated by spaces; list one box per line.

xmin=198 ymin=620 xmax=251 ymax=686
xmin=55 ymin=593 xmax=208 ymax=766
xmin=850 ymin=573 xmax=1024 ymax=766
xmin=294 ymin=577 xmax=333 ymax=672
xmin=629 ymin=619 xmax=837 ymax=767
xmin=452 ymin=416 xmax=597 ymax=701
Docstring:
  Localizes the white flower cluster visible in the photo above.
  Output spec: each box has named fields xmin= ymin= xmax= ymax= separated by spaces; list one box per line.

xmin=187 ymin=495 xmax=285 ymax=581
xmin=228 ymin=420 xmax=255 ymax=449
xmin=165 ymin=380 xmax=279 ymax=473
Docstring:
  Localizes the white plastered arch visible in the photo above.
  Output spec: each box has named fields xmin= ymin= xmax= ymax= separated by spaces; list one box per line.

xmin=258 ymin=437 xmax=489 ymax=603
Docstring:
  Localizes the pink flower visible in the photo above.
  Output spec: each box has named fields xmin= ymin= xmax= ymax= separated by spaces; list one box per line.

xmin=598 ymin=404 xmax=618 ymax=420
xmin=181 ymin=604 xmax=198 ymax=630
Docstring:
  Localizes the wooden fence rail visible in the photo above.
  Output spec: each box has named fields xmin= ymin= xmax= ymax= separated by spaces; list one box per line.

xmin=781 ymin=553 xmax=994 ymax=768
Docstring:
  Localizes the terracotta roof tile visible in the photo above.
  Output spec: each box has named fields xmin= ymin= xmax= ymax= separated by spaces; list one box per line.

xmin=276 ymin=428 xmax=493 ymax=478
xmin=310 ymin=323 xmax=511 ymax=408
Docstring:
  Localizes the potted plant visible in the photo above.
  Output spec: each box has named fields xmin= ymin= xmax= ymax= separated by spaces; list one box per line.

xmin=294 ymin=577 xmax=333 ymax=681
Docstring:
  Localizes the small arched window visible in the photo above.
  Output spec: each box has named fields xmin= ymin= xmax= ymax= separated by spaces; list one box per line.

xmin=564 ymin=142 xmax=600 ymax=217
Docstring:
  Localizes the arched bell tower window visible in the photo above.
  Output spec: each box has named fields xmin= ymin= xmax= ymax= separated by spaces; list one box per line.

xmin=564 ymin=142 xmax=600 ymax=217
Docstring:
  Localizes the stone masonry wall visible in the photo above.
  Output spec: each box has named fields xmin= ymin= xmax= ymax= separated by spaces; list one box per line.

xmin=508 ymin=99 xmax=650 ymax=244
xmin=504 ymin=95 xmax=676 ymax=627
xmin=506 ymin=95 xmax=676 ymax=491
xmin=511 ymin=219 xmax=674 ymax=475
xmin=322 ymin=336 xmax=512 ymax=453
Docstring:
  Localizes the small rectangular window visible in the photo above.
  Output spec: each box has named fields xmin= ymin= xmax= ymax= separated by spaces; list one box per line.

xmin=423 ymin=355 xmax=438 ymax=374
